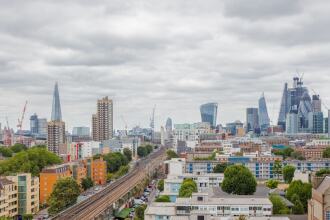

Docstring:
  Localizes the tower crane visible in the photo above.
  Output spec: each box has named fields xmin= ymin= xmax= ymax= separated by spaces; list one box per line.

xmin=17 ymin=101 xmax=28 ymax=144
xmin=120 ymin=115 xmax=128 ymax=135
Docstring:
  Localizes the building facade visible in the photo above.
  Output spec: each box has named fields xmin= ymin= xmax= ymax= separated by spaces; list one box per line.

xmin=308 ymin=176 xmax=330 ymax=220
xmin=246 ymin=108 xmax=259 ymax=133
xmin=0 ymin=178 xmax=17 ymax=218
xmin=7 ymin=173 xmax=39 ymax=215
xmin=39 ymin=164 xmax=71 ymax=204
xmin=47 ymin=121 xmax=66 ymax=154
xmin=258 ymin=94 xmax=270 ymax=132
xmin=200 ymin=103 xmax=218 ymax=128
xmin=92 ymin=96 xmax=113 ymax=141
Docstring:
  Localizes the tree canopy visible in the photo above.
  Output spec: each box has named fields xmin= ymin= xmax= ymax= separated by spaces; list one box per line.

xmin=221 ymin=165 xmax=257 ymax=195
xmin=0 ymin=146 xmax=62 ymax=176
xmin=103 ymin=152 xmax=128 ymax=173
xmin=269 ymin=194 xmax=290 ymax=215
xmin=282 ymin=165 xmax=296 ymax=183
xmin=157 ymin=179 xmax=164 ymax=191
xmin=286 ymin=180 xmax=312 ymax=212
xmin=155 ymin=195 xmax=171 ymax=202
xmin=48 ymin=178 xmax=81 ymax=215
xmin=137 ymin=146 xmax=148 ymax=158
xmin=166 ymin=150 xmax=178 ymax=160
xmin=81 ymin=177 xmax=94 ymax=191
xmin=323 ymin=147 xmax=330 ymax=158
xmin=123 ymin=148 xmax=133 ymax=161
xmin=135 ymin=204 xmax=147 ymax=220
xmin=179 ymin=179 xmax=197 ymax=198
xmin=266 ymin=179 xmax=279 ymax=189
xmin=213 ymin=163 xmax=229 ymax=173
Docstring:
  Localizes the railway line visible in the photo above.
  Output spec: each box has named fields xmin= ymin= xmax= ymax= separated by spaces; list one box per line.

xmin=53 ymin=147 xmax=166 ymax=220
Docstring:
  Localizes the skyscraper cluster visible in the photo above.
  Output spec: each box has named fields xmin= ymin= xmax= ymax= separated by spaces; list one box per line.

xmin=245 ymin=94 xmax=271 ymax=134
xmin=92 ymin=96 xmax=113 ymax=141
xmin=278 ymin=77 xmax=327 ymax=134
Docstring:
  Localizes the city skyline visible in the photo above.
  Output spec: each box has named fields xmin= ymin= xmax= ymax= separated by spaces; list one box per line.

xmin=1 ymin=1 xmax=330 ymax=131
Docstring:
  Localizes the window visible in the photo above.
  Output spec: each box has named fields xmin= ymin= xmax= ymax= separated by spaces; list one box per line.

xmin=197 ymin=216 xmax=204 ymax=220
xmin=197 ymin=196 xmax=203 ymax=201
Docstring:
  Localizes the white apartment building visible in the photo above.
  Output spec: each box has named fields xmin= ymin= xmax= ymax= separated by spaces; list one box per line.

xmin=146 ymin=190 xmax=273 ymax=220
xmin=81 ymin=141 xmax=101 ymax=158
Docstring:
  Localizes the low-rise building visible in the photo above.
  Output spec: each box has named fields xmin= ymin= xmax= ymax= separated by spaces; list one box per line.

xmin=84 ymin=157 xmax=107 ymax=185
xmin=39 ymin=164 xmax=71 ymax=204
xmin=146 ymin=188 xmax=273 ymax=220
xmin=0 ymin=178 xmax=17 ymax=218
xmin=308 ymin=176 xmax=330 ymax=220
xmin=7 ymin=173 xmax=39 ymax=215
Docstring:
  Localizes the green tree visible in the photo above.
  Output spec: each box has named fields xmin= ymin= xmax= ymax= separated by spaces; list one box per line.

xmin=155 ymin=195 xmax=171 ymax=202
xmin=273 ymin=160 xmax=282 ymax=179
xmin=291 ymin=194 xmax=305 ymax=214
xmin=0 ymin=147 xmax=62 ymax=176
xmin=81 ymin=177 xmax=94 ymax=191
xmin=316 ymin=168 xmax=330 ymax=177
xmin=135 ymin=204 xmax=147 ymax=220
xmin=103 ymin=152 xmax=128 ymax=173
xmin=221 ymin=165 xmax=257 ymax=195
xmin=282 ymin=165 xmax=296 ymax=183
xmin=0 ymin=147 xmax=13 ymax=157
xmin=10 ymin=143 xmax=27 ymax=153
xmin=266 ymin=179 xmax=279 ymax=189
xmin=323 ymin=147 xmax=330 ymax=158
xmin=213 ymin=163 xmax=228 ymax=173
xmin=113 ymin=165 xmax=130 ymax=179
xmin=269 ymin=194 xmax=290 ymax=214
xmin=157 ymin=179 xmax=164 ymax=191
xmin=145 ymin=144 xmax=153 ymax=154
xmin=123 ymin=148 xmax=133 ymax=161
xmin=166 ymin=150 xmax=178 ymax=160
xmin=48 ymin=178 xmax=81 ymax=215
xmin=179 ymin=179 xmax=197 ymax=198
xmin=286 ymin=180 xmax=312 ymax=211
xmin=137 ymin=146 xmax=148 ymax=158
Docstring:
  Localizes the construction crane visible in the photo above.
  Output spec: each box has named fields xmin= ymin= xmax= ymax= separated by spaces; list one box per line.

xmin=17 ymin=101 xmax=28 ymax=144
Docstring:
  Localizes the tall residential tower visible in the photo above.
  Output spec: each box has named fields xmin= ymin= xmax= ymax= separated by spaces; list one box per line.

xmin=92 ymin=96 xmax=113 ymax=141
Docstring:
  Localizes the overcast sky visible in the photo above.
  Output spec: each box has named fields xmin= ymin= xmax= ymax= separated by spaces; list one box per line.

xmin=1 ymin=0 xmax=330 ymax=132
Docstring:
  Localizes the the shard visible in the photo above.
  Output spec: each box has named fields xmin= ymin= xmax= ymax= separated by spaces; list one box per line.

xmin=51 ymin=82 xmax=62 ymax=121
xmin=258 ymin=93 xmax=270 ymax=131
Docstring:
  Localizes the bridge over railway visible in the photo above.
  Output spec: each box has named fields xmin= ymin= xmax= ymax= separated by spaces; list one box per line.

xmin=52 ymin=147 xmax=167 ymax=220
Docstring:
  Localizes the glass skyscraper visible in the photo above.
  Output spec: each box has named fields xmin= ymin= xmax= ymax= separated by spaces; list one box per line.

xmin=246 ymin=108 xmax=259 ymax=133
xmin=258 ymin=93 xmax=270 ymax=132
xmin=200 ymin=103 xmax=218 ymax=128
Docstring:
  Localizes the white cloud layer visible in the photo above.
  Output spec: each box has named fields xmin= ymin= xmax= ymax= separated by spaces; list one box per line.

xmin=0 ymin=0 xmax=330 ymax=131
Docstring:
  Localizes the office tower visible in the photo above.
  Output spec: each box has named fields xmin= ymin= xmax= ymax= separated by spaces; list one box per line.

xmin=37 ymin=118 xmax=48 ymax=136
xmin=30 ymin=113 xmax=39 ymax=134
xmin=246 ymin=108 xmax=259 ymax=133
xmin=258 ymin=93 xmax=270 ymax=132
xmin=278 ymin=77 xmax=312 ymax=132
xmin=48 ymin=82 xmax=65 ymax=154
xmin=165 ymin=118 xmax=173 ymax=133
xmin=309 ymin=112 xmax=324 ymax=134
xmin=92 ymin=96 xmax=113 ymax=141
xmin=51 ymin=82 xmax=62 ymax=121
xmin=200 ymin=103 xmax=218 ymax=128
xmin=298 ymin=92 xmax=313 ymax=132
xmin=226 ymin=120 xmax=244 ymax=136
xmin=312 ymin=95 xmax=322 ymax=112
xmin=278 ymin=83 xmax=289 ymax=130
xmin=72 ymin=127 xmax=90 ymax=136
xmin=324 ymin=117 xmax=328 ymax=134
xmin=286 ymin=112 xmax=298 ymax=134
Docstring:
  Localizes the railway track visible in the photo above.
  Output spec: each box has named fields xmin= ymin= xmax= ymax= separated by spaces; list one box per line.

xmin=53 ymin=147 xmax=166 ymax=220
